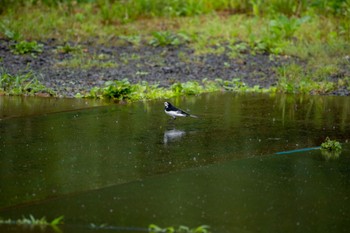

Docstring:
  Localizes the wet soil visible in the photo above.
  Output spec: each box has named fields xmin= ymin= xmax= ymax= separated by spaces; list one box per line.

xmin=0 ymin=38 xmax=348 ymax=97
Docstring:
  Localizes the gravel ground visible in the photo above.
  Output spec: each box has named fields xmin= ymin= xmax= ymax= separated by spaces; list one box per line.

xmin=0 ymin=38 xmax=348 ymax=97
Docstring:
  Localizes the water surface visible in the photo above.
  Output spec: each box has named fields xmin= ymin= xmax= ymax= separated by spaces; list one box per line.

xmin=1 ymin=93 xmax=350 ymax=233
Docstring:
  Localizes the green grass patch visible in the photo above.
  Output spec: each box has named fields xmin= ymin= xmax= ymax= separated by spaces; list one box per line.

xmin=56 ymin=52 xmax=118 ymax=69
xmin=275 ymin=60 xmax=349 ymax=94
xmin=149 ymin=31 xmax=190 ymax=47
xmin=75 ymin=78 xmax=270 ymax=101
xmin=0 ymin=68 xmax=55 ymax=96
xmin=11 ymin=40 xmax=43 ymax=55
xmin=55 ymin=43 xmax=83 ymax=54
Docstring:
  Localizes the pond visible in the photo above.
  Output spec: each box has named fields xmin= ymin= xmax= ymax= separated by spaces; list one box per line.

xmin=0 ymin=93 xmax=350 ymax=233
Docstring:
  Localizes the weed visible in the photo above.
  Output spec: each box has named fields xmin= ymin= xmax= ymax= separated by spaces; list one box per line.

xmin=268 ymin=15 xmax=310 ymax=40
xmin=101 ymin=79 xmax=133 ymax=100
xmin=228 ymin=42 xmax=249 ymax=58
xmin=78 ymin=78 xmax=270 ymax=101
xmin=0 ymin=68 xmax=54 ymax=96
xmin=321 ymin=137 xmax=342 ymax=151
xmin=56 ymin=43 xmax=83 ymax=54
xmin=320 ymin=137 xmax=342 ymax=160
xmin=171 ymin=81 xmax=203 ymax=95
xmin=11 ymin=40 xmax=43 ymax=55
xmin=149 ymin=31 xmax=187 ymax=47
xmin=0 ymin=19 xmax=22 ymax=40
xmin=119 ymin=35 xmax=142 ymax=46
xmin=255 ymin=14 xmax=310 ymax=54
xmin=120 ymin=52 xmax=140 ymax=64
xmin=82 ymin=79 xmax=167 ymax=100
xmin=216 ymin=78 xmax=253 ymax=92
xmin=275 ymin=63 xmax=337 ymax=94
xmin=56 ymin=52 xmax=117 ymax=69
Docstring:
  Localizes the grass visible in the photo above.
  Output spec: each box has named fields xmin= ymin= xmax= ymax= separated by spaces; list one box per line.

xmin=0 ymin=68 xmax=55 ymax=96
xmin=0 ymin=0 xmax=349 ymax=97
xmin=149 ymin=31 xmax=190 ymax=47
xmin=75 ymin=78 xmax=270 ymax=101
xmin=10 ymin=40 xmax=43 ymax=55
xmin=56 ymin=52 xmax=118 ymax=69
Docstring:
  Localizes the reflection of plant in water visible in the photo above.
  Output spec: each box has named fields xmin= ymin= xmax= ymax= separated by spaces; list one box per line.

xmin=320 ymin=137 xmax=342 ymax=160
xmin=149 ymin=224 xmax=210 ymax=233
xmin=321 ymin=149 xmax=341 ymax=161
xmin=0 ymin=215 xmax=63 ymax=232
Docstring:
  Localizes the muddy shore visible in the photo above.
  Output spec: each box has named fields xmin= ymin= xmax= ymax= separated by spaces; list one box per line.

xmin=0 ymin=38 xmax=348 ymax=97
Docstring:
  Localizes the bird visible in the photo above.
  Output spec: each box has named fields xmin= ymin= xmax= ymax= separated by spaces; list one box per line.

xmin=164 ymin=102 xmax=198 ymax=119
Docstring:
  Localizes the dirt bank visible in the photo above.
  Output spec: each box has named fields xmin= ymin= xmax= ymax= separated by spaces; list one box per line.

xmin=0 ymin=38 xmax=348 ymax=97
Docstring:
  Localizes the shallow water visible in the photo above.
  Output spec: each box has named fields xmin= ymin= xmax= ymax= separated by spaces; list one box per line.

xmin=1 ymin=93 xmax=350 ymax=233
xmin=0 ymin=96 xmax=107 ymax=119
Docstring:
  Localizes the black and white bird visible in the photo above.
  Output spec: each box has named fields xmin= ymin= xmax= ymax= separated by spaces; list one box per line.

xmin=164 ymin=102 xmax=198 ymax=119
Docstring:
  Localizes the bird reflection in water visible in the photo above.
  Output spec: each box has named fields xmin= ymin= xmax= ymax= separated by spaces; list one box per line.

xmin=163 ymin=129 xmax=186 ymax=144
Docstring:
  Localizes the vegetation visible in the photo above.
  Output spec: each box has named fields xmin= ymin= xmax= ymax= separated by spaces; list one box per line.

xmin=321 ymin=137 xmax=342 ymax=151
xmin=149 ymin=31 xmax=190 ymax=47
xmin=149 ymin=224 xmax=210 ymax=233
xmin=320 ymin=137 xmax=342 ymax=160
xmin=0 ymin=68 xmax=55 ymax=96
xmin=0 ymin=215 xmax=63 ymax=228
xmin=10 ymin=40 xmax=43 ymax=55
xmin=75 ymin=78 xmax=269 ymax=100
xmin=0 ymin=0 xmax=349 ymax=96
xmin=55 ymin=43 xmax=83 ymax=54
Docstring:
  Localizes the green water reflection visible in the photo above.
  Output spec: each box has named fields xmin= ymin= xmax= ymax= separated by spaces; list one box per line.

xmin=1 ymin=93 xmax=350 ymax=233
xmin=0 ymin=96 xmax=107 ymax=119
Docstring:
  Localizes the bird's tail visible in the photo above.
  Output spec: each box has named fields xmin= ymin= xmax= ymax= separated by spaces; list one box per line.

xmin=189 ymin=114 xmax=198 ymax=118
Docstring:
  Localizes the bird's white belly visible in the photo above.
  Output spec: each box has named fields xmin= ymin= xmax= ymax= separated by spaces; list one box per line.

xmin=165 ymin=110 xmax=186 ymax=117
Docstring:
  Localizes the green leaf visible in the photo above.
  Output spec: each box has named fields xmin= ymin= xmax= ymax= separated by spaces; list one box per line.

xmin=50 ymin=215 xmax=64 ymax=225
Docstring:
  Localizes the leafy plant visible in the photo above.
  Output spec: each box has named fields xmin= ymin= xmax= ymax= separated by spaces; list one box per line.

xmin=171 ymin=81 xmax=204 ymax=95
xmin=321 ymin=137 xmax=342 ymax=151
xmin=320 ymin=137 xmax=342 ymax=160
xmin=149 ymin=31 xmax=188 ymax=47
xmin=269 ymin=15 xmax=309 ymax=40
xmin=56 ymin=43 xmax=83 ymax=54
xmin=11 ymin=40 xmax=43 ymax=55
xmin=101 ymin=79 xmax=133 ymax=99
